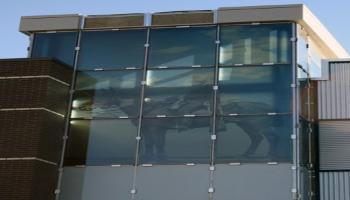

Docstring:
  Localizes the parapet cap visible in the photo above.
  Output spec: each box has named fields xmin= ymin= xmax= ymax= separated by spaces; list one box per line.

xmin=19 ymin=4 xmax=349 ymax=59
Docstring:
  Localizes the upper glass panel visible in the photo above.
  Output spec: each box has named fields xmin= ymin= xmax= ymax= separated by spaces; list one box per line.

xmin=64 ymin=119 xmax=137 ymax=166
xmin=32 ymin=32 xmax=78 ymax=66
xmin=297 ymin=27 xmax=308 ymax=71
xmin=220 ymin=23 xmax=292 ymax=66
xmin=78 ymin=30 xmax=147 ymax=70
xmin=143 ymin=68 xmax=214 ymax=117
xmin=139 ymin=117 xmax=212 ymax=164
xmin=215 ymin=114 xmax=292 ymax=163
xmin=72 ymin=70 xmax=142 ymax=118
xmin=218 ymin=65 xmax=292 ymax=115
xmin=148 ymin=27 xmax=216 ymax=68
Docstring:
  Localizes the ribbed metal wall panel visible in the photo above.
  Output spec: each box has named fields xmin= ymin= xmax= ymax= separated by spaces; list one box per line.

xmin=319 ymin=120 xmax=350 ymax=170
xmin=318 ymin=62 xmax=350 ymax=119
xmin=319 ymin=171 xmax=350 ymax=200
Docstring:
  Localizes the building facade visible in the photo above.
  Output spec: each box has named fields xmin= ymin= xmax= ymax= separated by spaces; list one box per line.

xmin=1 ymin=4 xmax=350 ymax=200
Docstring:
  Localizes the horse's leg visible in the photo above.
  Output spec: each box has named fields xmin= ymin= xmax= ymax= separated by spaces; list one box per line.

xmin=237 ymin=122 xmax=264 ymax=156
xmin=144 ymin=126 xmax=155 ymax=162
xmin=261 ymin=127 xmax=279 ymax=159
xmin=155 ymin=130 xmax=166 ymax=161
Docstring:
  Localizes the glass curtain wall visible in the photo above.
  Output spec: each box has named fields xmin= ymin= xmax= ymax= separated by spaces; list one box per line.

xmin=30 ymin=24 xmax=294 ymax=165
xmin=297 ymin=25 xmax=317 ymax=200
xmin=31 ymin=22 xmax=295 ymax=200
xmin=32 ymin=32 xmax=78 ymax=66
xmin=217 ymin=23 xmax=293 ymax=162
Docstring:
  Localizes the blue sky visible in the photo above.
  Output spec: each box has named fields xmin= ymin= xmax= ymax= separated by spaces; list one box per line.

xmin=1 ymin=0 xmax=349 ymax=59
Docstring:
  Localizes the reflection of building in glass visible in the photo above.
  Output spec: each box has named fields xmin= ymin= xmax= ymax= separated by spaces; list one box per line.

xmin=2 ymin=4 xmax=350 ymax=200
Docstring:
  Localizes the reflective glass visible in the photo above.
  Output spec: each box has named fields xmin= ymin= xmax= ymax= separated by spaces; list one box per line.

xmin=299 ymin=77 xmax=310 ymax=119
xmin=148 ymin=27 xmax=216 ymax=67
xmin=297 ymin=28 xmax=308 ymax=71
xmin=218 ymin=65 xmax=292 ymax=114
xmin=220 ymin=23 xmax=292 ymax=65
xmin=32 ymin=32 xmax=78 ymax=66
xmin=309 ymin=41 xmax=322 ymax=78
xmin=139 ymin=117 xmax=211 ymax=164
xmin=78 ymin=30 xmax=147 ymax=69
xmin=299 ymin=117 xmax=310 ymax=165
xmin=72 ymin=71 xmax=142 ymax=118
xmin=143 ymin=68 xmax=214 ymax=116
xmin=64 ymin=119 xmax=138 ymax=166
xmin=215 ymin=115 xmax=292 ymax=162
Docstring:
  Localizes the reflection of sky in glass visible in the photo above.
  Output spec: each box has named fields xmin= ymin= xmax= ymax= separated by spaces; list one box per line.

xmin=219 ymin=24 xmax=292 ymax=65
xmin=146 ymin=69 xmax=213 ymax=87
xmin=219 ymin=67 xmax=272 ymax=83
xmin=148 ymin=27 xmax=216 ymax=67
xmin=77 ymin=71 xmax=140 ymax=90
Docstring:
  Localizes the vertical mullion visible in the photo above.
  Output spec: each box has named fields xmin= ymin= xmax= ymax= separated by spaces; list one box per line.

xmin=130 ymin=27 xmax=151 ymax=200
xmin=208 ymin=24 xmax=220 ymax=200
xmin=54 ymin=18 xmax=85 ymax=200
xmin=292 ymin=22 xmax=301 ymax=200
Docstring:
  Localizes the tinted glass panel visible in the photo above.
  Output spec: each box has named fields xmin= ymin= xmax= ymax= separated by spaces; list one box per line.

xmin=139 ymin=117 xmax=211 ymax=164
xmin=220 ymin=23 xmax=292 ymax=65
xmin=72 ymin=71 xmax=142 ymax=118
xmin=78 ymin=30 xmax=147 ymax=69
xmin=65 ymin=119 xmax=137 ymax=166
xmin=135 ymin=165 xmax=209 ymax=200
xmin=148 ymin=27 xmax=216 ymax=67
xmin=297 ymin=29 xmax=308 ymax=71
xmin=32 ymin=32 xmax=77 ymax=66
xmin=218 ymin=65 xmax=292 ymax=114
xmin=60 ymin=166 xmax=133 ymax=200
xmin=143 ymin=68 xmax=214 ymax=116
xmin=215 ymin=115 xmax=292 ymax=162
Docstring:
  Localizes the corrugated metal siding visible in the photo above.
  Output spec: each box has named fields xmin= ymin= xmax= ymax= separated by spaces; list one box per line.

xmin=319 ymin=121 xmax=350 ymax=170
xmin=318 ymin=62 xmax=350 ymax=119
xmin=319 ymin=171 xmax=350 ymax=200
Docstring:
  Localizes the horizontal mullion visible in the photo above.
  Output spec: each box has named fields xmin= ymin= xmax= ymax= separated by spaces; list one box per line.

xmin=70 ymin=116 xmax=139 ymax=120
xmin=219 ymin=63 xmax=292 ymax=68
xmin=77 ymin=67 xmax=144 ymax=71
xmin=217 ymin=112 xmax=292 ymax=117
xmin=147 ymin=65 xmax=214 ymax=70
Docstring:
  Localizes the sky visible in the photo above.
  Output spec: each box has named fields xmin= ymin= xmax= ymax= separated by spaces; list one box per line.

xmin=1 ymin=0 xmax=349 ymax=59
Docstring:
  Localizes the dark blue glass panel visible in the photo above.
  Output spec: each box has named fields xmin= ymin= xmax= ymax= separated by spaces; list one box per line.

xmin=215 ymin=114 xmax=292 ymax=163
xmin=32 ymin=32 xmax=78 ymax=66
xmin=148 ymin=27 xmax=216 ymax=67
xmin=72 ymin=71 xmax=142 ymax=118
xmin=218 ymin=65 xmax=292 ymax=114
xmin=139 ymin=117 xmax=212 ymax=164
xmin=220 ymin=23 xmax=292 ymax=65
xmin=143 ymin=68 xmax=214 ymax=116
xmin=78 ymin=30 xmax=147 ymax=69
xmin=64 ymin=119 xmax=138 ymax=166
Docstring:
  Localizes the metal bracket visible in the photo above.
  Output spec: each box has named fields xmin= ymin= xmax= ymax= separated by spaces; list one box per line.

xmin=130 ymin=189 xmax=137 ymax=194
xmin=144 ymin=43 xmax=150 ymax=48
xmin=141 ymin=81 xmax=146 ymax=86
xmin=291 ymin=134 xmax=296 ymax=140
xmin=290 ymin=37 xmax=298 ymax=42
xmin=208 ymin=187 xmax=215 ymax=193
xmin=209 ymin=166 xmax=215 ymax=171
xmin=54 ymin=189 xmax=60 ymax=194
xmin=211 ymin=135 xmax=217 ymax=140
xmin=136 ymin=136 xmax=141 ymax=140
xmin=75 ymin=46 xmax=80 ymax=51
xmin=62 ymin=135 xmax=68 ymax=140
xmin=290 ymin=84 xmax=296 ymax=88
xmin=213 ymin=85 xmax=218 ymax=90
xmin=215 ymin=40 xmax=220 ymax=44
xmin=69 ymin=89 xmax=75 ymax=94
